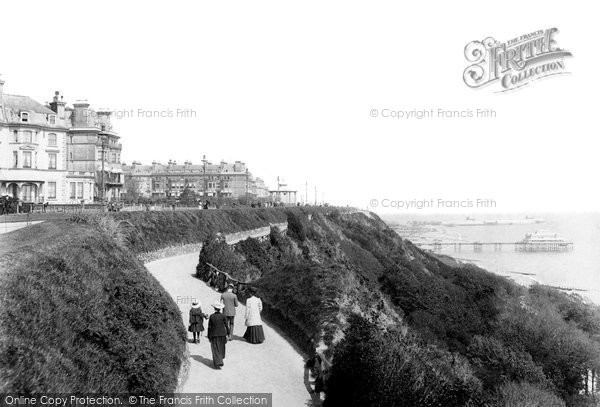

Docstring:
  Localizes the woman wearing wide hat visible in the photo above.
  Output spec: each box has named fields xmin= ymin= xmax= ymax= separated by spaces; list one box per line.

xmin=188 ymin=300 xmax=207 ymax=344
xmin=243 ymin=287 xmax=265 ymax=344
xmin=207 ymin=302 xmax=230 ymax=369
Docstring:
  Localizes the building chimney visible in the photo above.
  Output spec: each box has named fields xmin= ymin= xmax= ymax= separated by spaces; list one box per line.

xmin=49 ymin=91 xmax=66 ymax=119
xmin=73 ymin=100 xmax=91 ymax=127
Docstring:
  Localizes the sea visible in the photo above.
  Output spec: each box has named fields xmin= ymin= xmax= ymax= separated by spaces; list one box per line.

xmin=380 ymin=212 xmax=600 ymax=304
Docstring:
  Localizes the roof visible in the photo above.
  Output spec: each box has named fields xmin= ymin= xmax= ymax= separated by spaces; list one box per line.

xmin=2 ymin=94 xmax=55 ymax=115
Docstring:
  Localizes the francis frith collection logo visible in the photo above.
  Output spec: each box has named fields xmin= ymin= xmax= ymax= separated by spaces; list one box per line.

xmin=463 ymin=28 xmax=572 ymax=92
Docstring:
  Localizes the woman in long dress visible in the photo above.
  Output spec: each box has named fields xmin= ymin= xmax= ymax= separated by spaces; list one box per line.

xmin=243 ymin=287 xmax=265 ymax=344
xmin=188 ymin=300 xmax=207 ymax=343
xmin=208 ymin=302 xmax=230 ymax=369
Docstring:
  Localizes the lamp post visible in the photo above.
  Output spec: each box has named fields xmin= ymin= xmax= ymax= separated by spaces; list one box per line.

xmin=202 ymin=155 xmax=207 ymax=200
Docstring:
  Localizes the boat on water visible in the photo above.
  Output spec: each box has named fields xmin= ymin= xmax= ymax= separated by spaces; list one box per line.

xmin=516 ymin=230 xmax=573 ymax=252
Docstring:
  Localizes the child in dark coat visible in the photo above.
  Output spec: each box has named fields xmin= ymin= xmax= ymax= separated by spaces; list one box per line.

xmin=188 ymin=300 xmax=208 ymax=343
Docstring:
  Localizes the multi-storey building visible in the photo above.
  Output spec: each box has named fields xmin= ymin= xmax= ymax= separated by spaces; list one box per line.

xmin=0 ymin=79 xmax=122 ymax=204
xmin=122 ymin=159 xmax=270 ymax=200
xmin=0 ymin=80 xmax=69 ymax=202
xmin=67 ymin=99 xmax=122 ymax=202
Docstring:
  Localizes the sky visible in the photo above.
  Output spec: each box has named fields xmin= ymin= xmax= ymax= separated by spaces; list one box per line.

xmin=2 ymin=1 xmax=597 ymax=213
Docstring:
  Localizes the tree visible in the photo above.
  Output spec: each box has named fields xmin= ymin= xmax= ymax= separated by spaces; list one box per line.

xmin=178 ymin=187 xmax=199 ymax=206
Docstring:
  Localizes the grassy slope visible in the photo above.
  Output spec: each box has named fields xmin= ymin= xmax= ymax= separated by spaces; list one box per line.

xmin=0 ymin=220 xmax=186 ymax=393
xmin=115 ymin=208 xmax=288 ymax=254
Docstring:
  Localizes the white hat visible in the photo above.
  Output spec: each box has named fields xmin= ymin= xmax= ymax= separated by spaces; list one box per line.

xmin=212 ymin=302 xmax=225 ymax=310
xmin=191 ymin=299 xmax=201 ymax=309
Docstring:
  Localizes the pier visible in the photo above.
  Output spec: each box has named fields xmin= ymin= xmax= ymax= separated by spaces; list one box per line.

xmin=416 ymin=241 xmax=573 ymax=252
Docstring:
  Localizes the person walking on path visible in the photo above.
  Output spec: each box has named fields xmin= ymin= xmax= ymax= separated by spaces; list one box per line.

xmin=208 ymin=302 xmax=230 ymax=369
xmin=188 ymin=300 xmax=207 ymax=344
xmin=220 ymin=284 xmax=238 ymax=340
xmin=243 ymin=287 xmax=265 ymax=344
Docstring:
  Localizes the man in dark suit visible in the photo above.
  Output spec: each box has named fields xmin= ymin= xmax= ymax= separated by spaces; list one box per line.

xmin=220 ymin=284 xmax=238 ymax=340
xmin=208 ymin=302 xmax=230 ymax=369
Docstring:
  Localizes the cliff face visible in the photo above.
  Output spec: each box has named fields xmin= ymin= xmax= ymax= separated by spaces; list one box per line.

xmin=196 ymin=207 xmax=600 ymax=406
xmin=197 ymin=207 xmax=507 ymax=356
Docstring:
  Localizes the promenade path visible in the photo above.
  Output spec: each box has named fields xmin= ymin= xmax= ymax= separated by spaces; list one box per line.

xmin=146 ymin=253 xmax=315 ymax=407
xmin=0 ymin=220 xmax=43 ymax=234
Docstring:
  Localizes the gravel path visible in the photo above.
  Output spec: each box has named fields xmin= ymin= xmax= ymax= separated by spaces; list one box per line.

xmin=146 ymin=253 xmax=315 ymax=407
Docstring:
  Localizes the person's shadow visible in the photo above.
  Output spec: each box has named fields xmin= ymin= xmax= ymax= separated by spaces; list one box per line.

xmin=191 ymin=354 xmax=218 ymax=370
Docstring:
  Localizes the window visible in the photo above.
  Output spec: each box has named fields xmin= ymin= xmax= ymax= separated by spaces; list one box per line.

xmin=111 ymin=152 xmax=117 ymax=163
xmin=20 ymin=112 xmax=29 ymax=122
xmin=48 ymin=182 xmax=57 ymax=199
xmin=70 ymin=182 xmax=76 ymax=199
xmin=23 ymin=151 xmax=32 ymax=168
xmin=13 ymin=130 xmax=18 ymax=142
xmin=77 ymin=182 xmax=84 ymax=199
xmin=48 ymin=153 xmax=57 ymax=170
xmin=48 ymin=133 xmax=57 ymax=147
xmin=13 ymin=151 xmax=18 ymax=168
xmin=23 ymin=131 xmax=32 ymax=143
xmin=22 ymin=184 xmax=33 ymax=201
xmin=48 ymin=115 xmax=56 ymax=125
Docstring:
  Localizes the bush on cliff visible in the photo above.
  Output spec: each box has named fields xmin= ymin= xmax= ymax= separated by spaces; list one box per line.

xmin=324 ymin=314 xmax=482 ymax=407
xmin=466 ymin=335 xmax=551 ymax=389
xmin=486 ymin=381 xmax=566 ymax=407
xmin=196 ymin=236 xmax=261 ymax=282
xmin=493 ymin=295 xmax=600 ymax=398
xmin=255 ymin=262 xmax=343 ymax=352
xmin=0 ymin=220 xmax=186 ymax=393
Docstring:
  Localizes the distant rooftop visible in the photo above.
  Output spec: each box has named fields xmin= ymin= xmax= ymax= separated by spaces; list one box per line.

xmin=2 ymin=94 xmax=55 ymax=115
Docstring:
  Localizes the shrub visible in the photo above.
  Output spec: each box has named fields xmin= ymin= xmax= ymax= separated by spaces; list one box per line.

xmin=235 ymin=238 xmax=274 ymax=274
xmin=494 ymin=300 xmax=600 ymax=398
xmin=286 ymin=211 xmax=307 ymax=241
xmin=467 ymin=335 xmax=551 ymax=390
xmin=197 ymin=237 xmax=260 ymax=282
xmin=254 ymin=262 xmax=344 ymax=353
xmin=0 ymin=221 xmax=186 ymax=393
xmin=324 ymin=315 xmax=482 ymax=407
xmin=487 ymin=382 xmax=565 ymax=407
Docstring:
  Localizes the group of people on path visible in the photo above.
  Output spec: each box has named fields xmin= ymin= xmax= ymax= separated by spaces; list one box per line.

xmin=188 ymin=283 xmax=265 ymax=369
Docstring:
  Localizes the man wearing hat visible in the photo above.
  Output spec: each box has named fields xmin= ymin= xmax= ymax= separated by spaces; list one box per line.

xmin=220 ymin=284 xmax=238 ymax=340
xmin=207 ymin=302 xmax=230 ymax=369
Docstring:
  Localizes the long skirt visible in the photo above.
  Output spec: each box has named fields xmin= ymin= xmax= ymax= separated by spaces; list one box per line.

xmin=210 ymin=336 xmax=227 ymax=368
xmin=243 ymin=325 xmax=265 ymax=344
